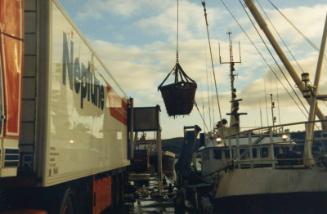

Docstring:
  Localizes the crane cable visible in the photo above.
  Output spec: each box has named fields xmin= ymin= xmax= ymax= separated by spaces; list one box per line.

xmin=201 ymin=0 xmax=223 ymax=123
xmin=264 ymin=79 xmax=270 ymax=126
xmin=276 ymin=82 xmax=282 ymax=125
xmin=258 ymin=0 xmax=327 ymax=114
xmin=257 ymin=0 xmax=306 ymax=75
xmin=195 ymin=102 xmax=209 ymax=131
xmin=240 ymin=0 xmax=321 ymax=130
xmin=238 ymin=0 xmax=309 ymax=116
xmin=267 ymin=0 xmax=327 ymax=58
xmin=176 ymin=0 xmax=180 ymax=63
xmin=205 ymin=51 xmax=213 ymax=129
xmin=266 ymin=0 xmax=327 ymax=111
xmin=219 ymin=0 xmax=308 ymax=118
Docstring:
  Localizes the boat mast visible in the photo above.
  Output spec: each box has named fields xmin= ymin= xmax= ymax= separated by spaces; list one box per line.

xmin=244 ymin=0 xmax=327 ymax=167
xmin=244 ymin=0 xmax=327 ymax=130
xmin=270 ymin=94 xmax=276 ymax=130
xmin=219 ymin=32 xmax=247 ymax=134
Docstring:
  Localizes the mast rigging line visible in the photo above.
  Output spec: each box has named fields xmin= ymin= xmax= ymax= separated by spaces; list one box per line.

xmin=195 ymin=102 xmax=210 ymax=131
xmin=264 ymin=0 xmax=327 ymax=111
xmin=256 ymin=0 xmax=306 ymax=75
xmin=238 ymin=0 xmax=309 ymax=116
xmin=205 ymin=51 xmax=213 ymax=129
xmin=176 ymin=0 xmax=179 ymax=62
xmin=240 ymin=0 xmax=322 ymax=130
xmin=201 ymin=0 xmax=223 ymax=123
xmin=276 ymin=81 xmax=282 ymax=125
xmin=264 ymin=79 xmax=270 ymax=126
xmin=267 ymin=0 xmax=327 ymax=59
xmin=219 ymin=0 xmax=308 ymax=119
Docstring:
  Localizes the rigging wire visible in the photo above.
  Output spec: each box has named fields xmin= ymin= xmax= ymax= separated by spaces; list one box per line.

xmin=205 ymin=51 xmax=213 ymax=129
xmin=276 ymin=81 xmax=282 ymax=125
xmin=211 ymin=72 xmax=216 ymax=127
xmin=202 ymin=104 xmax=207 ymax=132
xmin=240 ymin=0 xmax=321 ymax=130
xmin=198 ymin=50 xmax=211 ymax=132
xmin=260 ymin=107 xmax=263 ymax=128
xmin=238 ymin=0 xmax=309 ymax=116
xmin=266 ymin=0 xmax=327 ymax=111
xmin=219 ymin=0 xmax=308 ymax=118
xmin=201 ymin=0 xmax=223 ymax=123
xmin=267 ymin=0 xmax=326 ymax=55
xmin=176 ymin=0 xmax=179 ymax=62
xmin=257 ymin=0 xmax=306 ymax=74
xmin=264 ymin=79 xmax=270 ymax=126
xmin=195 ymin=102 xmax=209 ymax=131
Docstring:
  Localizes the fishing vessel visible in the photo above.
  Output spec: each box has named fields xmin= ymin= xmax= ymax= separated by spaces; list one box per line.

xmin=196 ymin=0 xmax=327 ymax=213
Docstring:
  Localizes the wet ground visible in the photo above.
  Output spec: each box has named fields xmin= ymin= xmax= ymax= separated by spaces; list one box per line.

xmin=109 ymin=175 xmax=176 ymax=214
xmin=105 ymin=169 xmax=327 ymax=214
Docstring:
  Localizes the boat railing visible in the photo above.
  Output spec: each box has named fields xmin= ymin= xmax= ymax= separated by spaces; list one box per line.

xmin=221 ymin=120 xmax=327 ymax=169
xmin=234 ymin=158 xmax=306 ymax=169
xmin=223 ymin=119 xmax=327 ymax=139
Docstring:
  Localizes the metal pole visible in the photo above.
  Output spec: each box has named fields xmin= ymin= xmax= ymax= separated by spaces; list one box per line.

xmin=269 ymin=128 xmax=275 ymax=168
xmin=236 ymin=134 xmax=240 ymax=168
xmin=228 ymin=137 xmax=232 ymax=160
xmin=249 ymin=132 xmax=253 ymax=168
xmin=260 ymin=108 xmax=263 ymax=129
xmin=157 ymin=129 xmax=163 ymax=194
xmin=129 ymin=98 xmax=134 ymax=159
xmin=304 ymin=14 xmax=327 ymax=167
xmin=270 ymin=94 xmax=275 ymax=129
xmin=244 ymin=0 xmax=326 ymax=129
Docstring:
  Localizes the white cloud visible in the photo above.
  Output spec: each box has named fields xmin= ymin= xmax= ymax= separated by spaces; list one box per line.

xmin=76 ymin=0 xmax=171 ymax=19
xmin=239 ymin=53 xmax=327 ymax=128
xmin=136 ymin=0 xmax=225 ymax=41
xmin=264 ymin=4 xmax=327 ymax=43
xmin=79 ymin=1 xmax=327 ymax=138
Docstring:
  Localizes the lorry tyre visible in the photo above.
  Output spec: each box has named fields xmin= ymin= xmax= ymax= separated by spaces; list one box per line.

xmin=119 ymin=173 xmax=125 ymax=203
xmin=112 ymin=175 xmax=118 ymax=207
xmin=59 ymin=188 xmax=76 ymax=214
xmin=112 ymin=175 xmax=121 ymax=208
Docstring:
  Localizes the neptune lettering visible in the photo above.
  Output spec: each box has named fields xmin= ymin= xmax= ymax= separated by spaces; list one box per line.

xmin=62 ymin=32 xmax=105 ymax=110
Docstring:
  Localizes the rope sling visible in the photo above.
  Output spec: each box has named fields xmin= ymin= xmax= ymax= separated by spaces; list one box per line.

xmin=158 ymin=0 xmax=197 ymax=117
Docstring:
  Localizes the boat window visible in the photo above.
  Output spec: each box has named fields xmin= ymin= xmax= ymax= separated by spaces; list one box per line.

xmin=274 ymin=147 xmax=280 ymax=156
xmin=261 ymin=147 xmax=268 ymax=158
xmin=214 ymin=149 xmax=222 ymax=159
xmin=224 ymin=150 xmax=230 ymax=159
xmin=252 ymin=148 xmax=257 ymax=158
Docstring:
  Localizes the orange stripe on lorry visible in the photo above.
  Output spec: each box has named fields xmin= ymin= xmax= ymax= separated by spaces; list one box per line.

xmin=106 ymin=86 xmax=127 ymax=125
xmin=92 ymin=176 xmax=112 ymax=214
xmin=0 ymin=0 xmax=23 ymax=137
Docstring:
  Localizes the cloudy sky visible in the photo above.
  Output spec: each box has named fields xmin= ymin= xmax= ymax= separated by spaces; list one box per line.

xmin=58 ymin=0 xmax=327 ymax=139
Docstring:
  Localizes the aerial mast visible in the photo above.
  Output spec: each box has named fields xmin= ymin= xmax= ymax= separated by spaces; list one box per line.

xmin=219 ymin=32 xmax=247 ymax=134
xmin=270 ymin=94 xmax=276 ymax=131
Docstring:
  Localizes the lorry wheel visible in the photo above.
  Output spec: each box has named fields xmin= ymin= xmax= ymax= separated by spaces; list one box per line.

xmin=119 ymin=173 xmax=125 ymax=203
xmin=59 ymin=188 xmax=76 ymax=214
xmin=112 ymin=175 xmax=121 ymax=208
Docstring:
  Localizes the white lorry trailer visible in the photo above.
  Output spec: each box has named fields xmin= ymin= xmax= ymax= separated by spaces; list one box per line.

xmin=0 ymin=0 xmax=133 ymax=213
